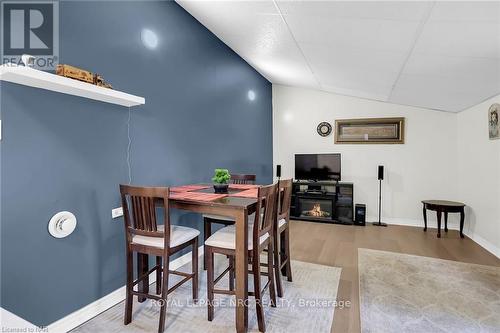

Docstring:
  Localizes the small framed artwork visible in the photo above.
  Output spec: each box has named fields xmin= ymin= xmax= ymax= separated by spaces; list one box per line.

xmin=489 ymin=103 xmax=499 ymax=140
xmin=334 ymin=117 xmax=405 ymax=144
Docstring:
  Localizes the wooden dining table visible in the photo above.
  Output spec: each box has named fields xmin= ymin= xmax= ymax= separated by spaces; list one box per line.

xmin=140 ymin=184 xmax=258 ymax=333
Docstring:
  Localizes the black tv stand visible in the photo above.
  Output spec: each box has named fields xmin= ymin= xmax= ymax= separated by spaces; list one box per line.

xmin=304 ymin=189 xmax=325 ymax=194
xmin=291 ymin=180 xmax=353 ymax=225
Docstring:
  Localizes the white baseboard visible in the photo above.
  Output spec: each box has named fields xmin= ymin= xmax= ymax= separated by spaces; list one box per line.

xmin=464 ymin=232 xmax=500 ymax=258
xmin=0 ymin=307 xmax=39 ymax=330
xmin=366 ymin=216 xmax=462 ymax=230
xmin=46 ymin=246 xmax=204 ymax=333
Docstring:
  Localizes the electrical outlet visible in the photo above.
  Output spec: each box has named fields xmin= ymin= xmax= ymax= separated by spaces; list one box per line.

xmin=112 ymin=207 xmax=123 ymax=219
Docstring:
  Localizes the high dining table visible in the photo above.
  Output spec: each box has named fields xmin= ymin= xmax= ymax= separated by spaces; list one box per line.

xmin=142 ymin=184 xmax=259 ymax=333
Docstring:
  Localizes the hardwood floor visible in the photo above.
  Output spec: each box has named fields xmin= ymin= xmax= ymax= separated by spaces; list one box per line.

xmin=288 ymin=220 xmax=500 ymax=333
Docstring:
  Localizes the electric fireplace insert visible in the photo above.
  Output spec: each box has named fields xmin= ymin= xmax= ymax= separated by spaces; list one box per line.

xmin=298 ymin=197 xmax=334 ymax=221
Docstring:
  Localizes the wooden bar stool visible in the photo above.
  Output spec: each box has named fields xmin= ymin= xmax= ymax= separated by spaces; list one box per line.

xmin=120 ymin=185 xmax=199 ymax=333
xmin=205 ymin=183 xmax=278 ymax=332
xmin=203 ymin=173 xmax=256 ymax=269
xmin=273 ymin=179 xmax=293 ymax=297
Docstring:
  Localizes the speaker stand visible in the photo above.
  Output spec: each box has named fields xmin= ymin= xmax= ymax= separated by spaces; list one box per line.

xmin=372 ymin=179 xmax=387 ymax=227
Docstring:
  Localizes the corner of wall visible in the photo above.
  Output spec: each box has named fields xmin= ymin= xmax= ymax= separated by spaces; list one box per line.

xmin=456 ymin=94 xmax=500 ymax=257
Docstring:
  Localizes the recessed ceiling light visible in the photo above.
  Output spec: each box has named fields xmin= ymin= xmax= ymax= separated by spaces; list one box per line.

xmin=141 ymin=28 xmax=158 ymax=49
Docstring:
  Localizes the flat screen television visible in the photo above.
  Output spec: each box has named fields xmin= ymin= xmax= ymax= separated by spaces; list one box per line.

xmin=295 ymin=153 xmax=341 ymax=181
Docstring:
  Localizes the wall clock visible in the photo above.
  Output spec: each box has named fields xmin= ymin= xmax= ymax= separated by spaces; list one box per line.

xmin=317 ymin=122 xmax=332 ymax=137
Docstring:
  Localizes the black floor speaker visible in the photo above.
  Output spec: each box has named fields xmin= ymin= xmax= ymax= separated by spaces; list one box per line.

xmin=373 ymin=165 xmax=387 ymax=227
xmin=354 ymin=204 xmax=366 ymax=226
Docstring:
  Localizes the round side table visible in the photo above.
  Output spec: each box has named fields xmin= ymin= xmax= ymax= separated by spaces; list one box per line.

xmin=422 ymin=200 xmax=466 ymax=238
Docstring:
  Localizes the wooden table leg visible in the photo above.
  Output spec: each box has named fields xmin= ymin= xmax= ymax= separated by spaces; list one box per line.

xmin=137 ymin=253 xmax=149 ymax=302
xmin=444 ymin=212 xmax=448 ymax=232
xmin=204 ymin=217 xmax=210 ymax=270
xmin=460 ymin=208 xmax=465 ymax=238
xmin=235 ymin=210 xmax=249 ymax=333
xmin=436 ymin=210 xmax=442 ymax=238
xmin=422 ymin=204 xmax=427 ymax=231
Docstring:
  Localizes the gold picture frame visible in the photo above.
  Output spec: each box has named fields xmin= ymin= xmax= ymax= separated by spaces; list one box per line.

xmin=334 ymin=117 xmax=405 ymax=144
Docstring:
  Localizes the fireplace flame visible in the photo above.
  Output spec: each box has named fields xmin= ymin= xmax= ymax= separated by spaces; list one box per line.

xmin=302 ymin=203 xmax=330 ymax=218
xmin=311 ymin=203 xmax=322 ymax=217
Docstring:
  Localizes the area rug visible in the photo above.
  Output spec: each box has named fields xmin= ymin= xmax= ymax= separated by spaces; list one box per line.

xmin=358 ymin=248 xmax=500 ymax=333
xmin=73 ymin=257 xmax=342 ymax=333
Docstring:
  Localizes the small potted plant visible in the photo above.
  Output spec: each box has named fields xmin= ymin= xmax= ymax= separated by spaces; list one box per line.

xmin=212 ymin=168 xmax=231 ymax=193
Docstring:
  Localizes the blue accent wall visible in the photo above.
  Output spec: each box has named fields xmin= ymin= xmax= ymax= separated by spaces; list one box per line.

xmin=0 ymin=1 xmax=272 ymax=326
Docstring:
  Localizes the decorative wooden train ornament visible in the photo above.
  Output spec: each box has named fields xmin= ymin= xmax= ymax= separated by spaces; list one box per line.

xmin=56 ymin=64 xmax=113 ymax=89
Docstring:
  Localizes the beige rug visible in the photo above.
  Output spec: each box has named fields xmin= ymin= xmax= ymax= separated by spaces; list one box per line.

xmin=73 ymin=257 xmax=341 ymax=333
xmin=358 ymin=248 xmax=500 ymax=333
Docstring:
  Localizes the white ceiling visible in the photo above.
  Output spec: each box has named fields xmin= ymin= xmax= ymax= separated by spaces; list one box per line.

xmin=177 ymin=1 xmax=500 ymax=112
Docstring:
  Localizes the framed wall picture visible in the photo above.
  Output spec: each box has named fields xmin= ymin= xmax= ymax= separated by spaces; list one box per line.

xmin=489 ymin=103 xmax=499 ymax=140
xmin=334 ymin=117 xmax=405 ymax=144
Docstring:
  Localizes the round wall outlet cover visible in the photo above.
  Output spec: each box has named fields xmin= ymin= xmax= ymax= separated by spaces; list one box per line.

xmin=48 ymin=211 xmax=77 ymax=238
xmin=317 ymin=122 xmax=332 ymax=137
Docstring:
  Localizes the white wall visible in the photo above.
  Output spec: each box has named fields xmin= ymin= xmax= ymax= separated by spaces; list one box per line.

xmin=457 ymin=94 xmax=500 ymax=257
xmin=273 ymin=85 xmax=460 ymax=226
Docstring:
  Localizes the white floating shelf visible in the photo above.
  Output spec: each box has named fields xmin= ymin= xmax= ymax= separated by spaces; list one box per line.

xmin=0 ymin=64 xmax=145 ymax=107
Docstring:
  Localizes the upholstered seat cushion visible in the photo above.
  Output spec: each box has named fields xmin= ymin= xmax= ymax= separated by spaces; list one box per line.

xmin=131 ymin=225 xmax=199 ymax=249
xmin=205 ymin=225 xmax=269 ymax=250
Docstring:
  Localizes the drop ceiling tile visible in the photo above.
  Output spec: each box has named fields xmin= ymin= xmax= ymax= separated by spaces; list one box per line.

xmin=258 ymin=59 xmax=318 ymax=88
xmin=200 ymin=13 xmax=292 ymax=44
xmin=402 ymin=53 xmax=500 ymax=83
xmin=219 ymin=35 xmax=318 ymax=89
xmin=311 ymin=62 xmax=396 ymax=99
xmin=299 ymin=43 xmax=407 ymax=73
xmin=176 ymin=1 xmax=285 ymax=53
xmin=390 ymin=74 xmax=500 ymax=112
xmin=430 ymin=1 xmax=500 ymax=21
xmin=276 ymin=1 xmax=431 ymax=21
xmin=220 ymin=34 xmax=301 ymax=62
xmin=233 ymin=35 xmax=294 ymax=59
xmin=177 ymin=0 xmax=277 ymax=18
xmin=414 ymin=21 xmax=500 ymax=58
xmin=320 ymin=84 xmax=389 ymax=102
xmin=179 ymin=4 xmax=297 ymax=67
xmin=284 ymin=15 xmax=422 ymax=53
